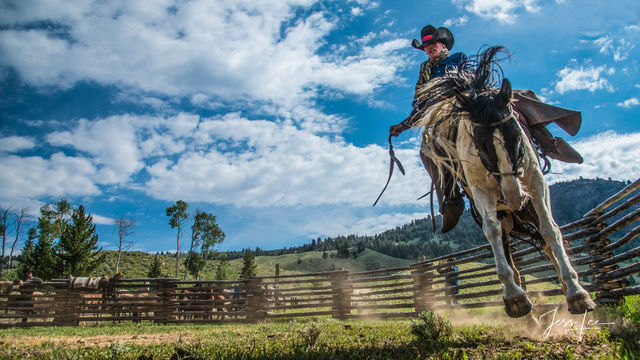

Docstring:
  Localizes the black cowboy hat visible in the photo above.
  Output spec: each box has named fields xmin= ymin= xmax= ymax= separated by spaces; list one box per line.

xmin=412 ymin=25 xmax=454 ymax=51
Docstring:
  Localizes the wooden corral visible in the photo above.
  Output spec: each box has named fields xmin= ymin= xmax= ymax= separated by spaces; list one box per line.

xmin=1 ymin=179 xmax=639 ymax=327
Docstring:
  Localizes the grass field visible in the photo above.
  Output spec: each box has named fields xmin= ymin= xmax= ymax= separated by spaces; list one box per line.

xmin=1 ymin=296 xmax=638 ymax=360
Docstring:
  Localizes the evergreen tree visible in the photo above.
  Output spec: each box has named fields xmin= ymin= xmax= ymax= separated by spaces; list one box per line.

xmin=215 ymin=255 xmax=234 ymax=280
xmin=184 ymin=251 xmax=206 ymax=280
xmin=147 ymin=255 xmax=163 ymax=278
xmin=240 ymin=250 xmax=257 ymax=279
xmin=57 ymin=205 xmax=106 ymax=276
xmin=16 ymin=228 xmax=37 ymax=276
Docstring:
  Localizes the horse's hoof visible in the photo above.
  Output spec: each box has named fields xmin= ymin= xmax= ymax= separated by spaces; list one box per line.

xmin=567 ymin=292 xmax=597 ymax=314
xmin=503 ymin=294 xmax=532 ymax=318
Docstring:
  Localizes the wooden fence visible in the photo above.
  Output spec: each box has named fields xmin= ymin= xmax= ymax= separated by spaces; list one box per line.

xmin=1 ymin=179 xmax=639 ymax=327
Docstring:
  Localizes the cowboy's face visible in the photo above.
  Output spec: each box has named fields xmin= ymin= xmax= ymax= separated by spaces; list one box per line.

xmin=424 ymin=41 xmax=446 ymax=59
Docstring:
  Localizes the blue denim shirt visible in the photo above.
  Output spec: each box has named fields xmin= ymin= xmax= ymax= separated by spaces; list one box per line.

xmin=407 ymin=52 xmax=468 ymax=123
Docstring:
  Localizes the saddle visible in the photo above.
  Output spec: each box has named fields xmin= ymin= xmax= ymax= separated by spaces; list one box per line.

xmin=513 ymin=89 xmax=583 ymax=164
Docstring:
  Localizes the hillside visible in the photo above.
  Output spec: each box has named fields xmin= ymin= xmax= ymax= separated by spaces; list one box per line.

xmin=309 ymin=177 xmax=634 ymax=260
xmin=94 ymin=177 xmax=635 ymax=280
xmin=94 ymin=248 xmax=412 ymax=279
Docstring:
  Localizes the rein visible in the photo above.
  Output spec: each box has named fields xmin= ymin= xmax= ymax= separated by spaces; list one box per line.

xmin=472 ymin=107 xmax=515 ymax=128
xmin=373 ymin=135 xmax=405 ymax=207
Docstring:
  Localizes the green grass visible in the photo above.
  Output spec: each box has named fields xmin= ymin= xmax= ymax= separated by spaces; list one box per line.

xmin=0 ymin=313 xmax=628 ymax=360
xmin=2 ymin=296 xmax=638 ymax=359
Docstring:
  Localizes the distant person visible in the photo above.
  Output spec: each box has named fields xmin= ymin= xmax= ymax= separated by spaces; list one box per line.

xmin=437 ymin=258 xmax=459 ymax=305
xmin=13 ymin=268 xmax=43 ymax=287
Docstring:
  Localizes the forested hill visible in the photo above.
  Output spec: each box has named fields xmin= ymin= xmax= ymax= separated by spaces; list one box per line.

xmin=303 ymin=178 xmax=633 ymax=261
xmin=548 ymin=177 xmax=631 ymax=225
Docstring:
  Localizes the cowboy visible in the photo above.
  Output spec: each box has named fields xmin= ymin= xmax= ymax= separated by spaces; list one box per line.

xmin=390 ymin=25 xmax=466 ymax=233
xmin=390 ymin=25 xmax=583 ymax=233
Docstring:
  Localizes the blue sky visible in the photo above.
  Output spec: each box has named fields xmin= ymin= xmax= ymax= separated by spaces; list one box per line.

xmin=1 ymin=0 xmax=639 ymax=253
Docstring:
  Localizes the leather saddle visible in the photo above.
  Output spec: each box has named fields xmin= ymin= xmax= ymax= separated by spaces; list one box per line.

xmin=513 ymin=89 xmax=584 ymax=164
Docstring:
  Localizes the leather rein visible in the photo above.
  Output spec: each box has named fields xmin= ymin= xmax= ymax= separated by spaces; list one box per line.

xmin=373 ymin=135 xmax=405 ymax=207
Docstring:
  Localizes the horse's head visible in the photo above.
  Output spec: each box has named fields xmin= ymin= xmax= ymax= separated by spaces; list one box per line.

xmin=456 ymin=78 xmax=524 ymax=210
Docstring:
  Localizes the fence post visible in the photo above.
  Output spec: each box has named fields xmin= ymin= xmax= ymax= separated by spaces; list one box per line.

xmin=330 ymin=270 xmax=351 ymax=319
xmin=156 ymin=278 xmax=176 ymax=323
xmin=588 ymin=223 xmax=626 ymax=306
xmin=245 ymin=277 xmax=267 ymax=322
xmin=412 ymin=264 xmax=434 ymax=314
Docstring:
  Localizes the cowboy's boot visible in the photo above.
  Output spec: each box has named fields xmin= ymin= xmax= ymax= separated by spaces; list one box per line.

xmin=546 ymin=137 xmax=583 ymax=164
xmin=441 ymin=186 xmax=464 ymax=233
xmin=529 ymin=125 xmax=583 ymax=164
xmin=420 ymin=152 xmax=464 ymax=233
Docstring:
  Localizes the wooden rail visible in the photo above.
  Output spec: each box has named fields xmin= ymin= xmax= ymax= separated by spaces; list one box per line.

xmin=1 ymin=179 xmax=639 ymax=327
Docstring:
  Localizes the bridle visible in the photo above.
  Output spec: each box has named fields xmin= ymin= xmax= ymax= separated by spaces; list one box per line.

xmin=472 ymin=106 xmax=523 ymax=178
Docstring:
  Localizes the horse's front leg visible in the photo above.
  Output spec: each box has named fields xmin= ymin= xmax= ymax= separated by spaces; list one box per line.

xmin=473 ymin=187 xmax=532 ymax=318
xmin=528 ymin=179 xmax=597 ymax=314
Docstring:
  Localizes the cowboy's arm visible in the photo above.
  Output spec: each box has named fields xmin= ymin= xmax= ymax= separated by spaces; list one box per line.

xmin=390 ymin=62 xmax=429 ymax=136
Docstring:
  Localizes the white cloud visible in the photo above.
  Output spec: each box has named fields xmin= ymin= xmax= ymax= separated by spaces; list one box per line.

xmin=143 ymin=113 xmax=429 ymax=208
xmin=351 ymin=7 xmax=363 ymax=16
xmin=0 ymin=110 xmax=429 ymax=211
xmin=594 ymin=35 xmax=632 ymax=62
xmin=304 ymin=211 xmax=427 ymax=238
xmin=0 ymin=136 xmax=36 ymax=153
xmin=444 ymin=16 xmax=469 ymax=27
xmin=546 ymin=132 xmax=640 ymax=183
xmin=0 ymin=153 xmax=100 ymax=201
xmin=617 ymin=97 xmax=640 ymax=108
xmin=0 ymin=0 xmax=407 ymax=112
xmin=46 ymin=116 xmax=144 ymax=184
xmin=453 ymin=0 xmax=539 ymax=24
xmin=554 ymin=65 xmax=614 ymax=94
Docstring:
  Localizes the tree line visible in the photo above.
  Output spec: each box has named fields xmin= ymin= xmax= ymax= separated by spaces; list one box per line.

xmin=2 ymin=177 xmax=633 ymax=280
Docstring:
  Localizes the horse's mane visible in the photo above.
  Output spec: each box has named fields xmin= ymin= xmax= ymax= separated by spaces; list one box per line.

xmin=411 ymin=46 xmax=511 ymax=193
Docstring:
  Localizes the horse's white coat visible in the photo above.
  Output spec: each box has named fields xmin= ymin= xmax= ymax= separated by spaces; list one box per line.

xmin=454 ymin=111 xmax=588 ymax=306
xmin=413 ymin=73 xmax=592 ymax=314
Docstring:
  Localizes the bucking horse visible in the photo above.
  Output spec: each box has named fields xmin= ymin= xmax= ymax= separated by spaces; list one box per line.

xmin=411 ymin=46 xmax=596 ymax=318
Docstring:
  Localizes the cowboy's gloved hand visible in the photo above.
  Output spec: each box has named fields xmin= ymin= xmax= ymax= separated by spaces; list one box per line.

xmin=389 ymin=123 xmax=407 ymax=137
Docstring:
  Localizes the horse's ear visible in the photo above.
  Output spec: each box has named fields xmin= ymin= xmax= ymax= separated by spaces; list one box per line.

xmin=497 ymin=78 xmax=512 ymax=108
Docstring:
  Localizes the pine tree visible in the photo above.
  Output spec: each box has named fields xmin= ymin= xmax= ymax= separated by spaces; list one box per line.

xmin=184 ymin=251 xmax=206 ymax=280
xmin=57 ymin=205 xmax=106 ymax=276
xmin=31 ymin=234 xmax=59 ymax=280
xmin=147 ymin=255 xmax=163 ymax=278
xmin=17 ymin=228 xmax=37 ymax=276
xmin=215 ymin=255 xmax=234 ymax=280
xmin=240 ymin=250 xmax=257 ymax=279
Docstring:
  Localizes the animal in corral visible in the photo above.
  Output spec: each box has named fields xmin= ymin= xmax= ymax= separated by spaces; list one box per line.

xmin=8 ymin=285 xmax=54 ymax=323
xmin=117 ymin=282 xmax=156 ymax=321
xmin=178 ymin=284 xmax=228 ymax=320
xmin=412 ymin=46 xmax=597 ymax=318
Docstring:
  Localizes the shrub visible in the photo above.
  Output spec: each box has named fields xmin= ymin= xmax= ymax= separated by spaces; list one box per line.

xmin=411 ymin=311 xmax=453 ymax=342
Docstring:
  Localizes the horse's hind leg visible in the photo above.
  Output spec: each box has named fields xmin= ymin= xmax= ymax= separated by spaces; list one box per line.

xmin=475 ymin=189 xmax=531 ymax=318
xmin=528 ymin=180 xmax=596 ymax=314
